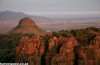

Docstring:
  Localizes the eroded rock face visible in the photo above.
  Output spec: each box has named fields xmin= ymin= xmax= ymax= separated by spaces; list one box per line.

xmin=77 ymin=35 xmax=100 ymax=65
xmin=91 ymin=36 xmax=100 ymax=48
xmin=15 ymin=35 xmax=45 ymax=63
xmin=51 ymin=37 xmax=79 ymax=65
xmin=8 ymin=17 xmax=46 ymax=35
xmin=15 ymin=35 xmax=100 ymax=65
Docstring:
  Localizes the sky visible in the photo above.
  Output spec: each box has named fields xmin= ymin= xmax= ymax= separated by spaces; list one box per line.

xmin=0 ymin=0 xmax=100 ymax=18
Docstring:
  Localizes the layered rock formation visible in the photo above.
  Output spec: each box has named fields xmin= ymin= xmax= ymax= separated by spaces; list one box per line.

xmin=51 ymin=37 xmax=79 ymax=65
xmin=15 ymin=34 xmax=100 ymax=65
xmin=78 ymin=36 xmax=100 ymax=65
xmin=15 ymin=35 xmax=45 ymax=64
xmin=91 ymin=36 xmax=100 ymax=48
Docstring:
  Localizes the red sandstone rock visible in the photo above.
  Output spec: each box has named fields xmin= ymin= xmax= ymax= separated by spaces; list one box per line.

xmin=15 ymin=46 xmax=20 ymax=54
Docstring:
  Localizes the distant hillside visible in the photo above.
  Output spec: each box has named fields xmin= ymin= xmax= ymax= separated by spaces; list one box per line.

xmin=0 ymin=11 xmax=51 ymax=33
xmin=0 ymin=11 xmax=100 ymax=34
xmin=8 ymin=17 xmax=46 ymax=35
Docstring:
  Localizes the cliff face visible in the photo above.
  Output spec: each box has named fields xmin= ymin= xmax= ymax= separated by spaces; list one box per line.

xmin=50 ymin=37 xmax=79 ymax=65
xmin=8 ymin=17 xmax=46 ymax=35
xmin=15 ymin=35 xmax=45 ymax=63
xmin=91 ymin=36 xmax=100 ymax=48
xmin=15 ymin=35 xmax=100 ymax=65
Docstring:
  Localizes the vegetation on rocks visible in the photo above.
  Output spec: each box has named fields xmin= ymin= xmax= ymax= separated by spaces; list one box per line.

xmin=0 ymin=27 xmax=100 ymax=65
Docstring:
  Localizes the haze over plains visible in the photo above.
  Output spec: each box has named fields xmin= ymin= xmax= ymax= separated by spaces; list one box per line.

xmin=0 ymin=0 xmax=100 ymax=18
xmin=0 ymin=0 xmax=100 ymax=33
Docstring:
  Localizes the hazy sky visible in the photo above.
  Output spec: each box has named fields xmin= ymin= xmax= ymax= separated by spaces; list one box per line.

xmin=0 ymin=0 xmax=100 ymax=18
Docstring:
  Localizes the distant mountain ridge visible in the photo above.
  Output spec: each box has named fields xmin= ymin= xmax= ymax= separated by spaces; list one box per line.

xmin=0 ymin=11 xmax=100 ymax=34
xmin=0 ymin=11 xmax=26 ymax=20
xmin=0 ymin=11 xmax=49 ymax=21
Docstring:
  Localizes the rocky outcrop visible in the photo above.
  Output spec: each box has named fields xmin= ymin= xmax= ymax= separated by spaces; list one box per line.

xmin=15 ymin=35 xmax=45 ymax=64
xmin=51 ymin=37 xmax=79 ymax=65
xmin=91 ymin=36 xmax=100 ymax=48
xmin=15 ymin=35 xmax=100 ymax=65
xmin=77 ymin=36 xmax=100 ymax=65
